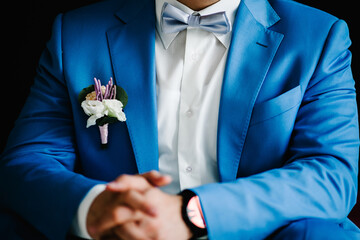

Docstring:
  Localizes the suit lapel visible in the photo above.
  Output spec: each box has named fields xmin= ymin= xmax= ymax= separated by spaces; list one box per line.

xmin=217 ymin=0 xmax=284 ymax=182
xmin=106 ymin=0 xmax=283 ymax=179
xmin=106 ymin=0 xmax=158 ymax=174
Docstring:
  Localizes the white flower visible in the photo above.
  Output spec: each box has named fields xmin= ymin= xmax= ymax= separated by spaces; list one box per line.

xmin=81 ymin=99 xmax=126 ymax=128
xmin=103 ymin=99 xmax=127 ymax=122
xmin=81 ymin=100 xmax=106 ymax=128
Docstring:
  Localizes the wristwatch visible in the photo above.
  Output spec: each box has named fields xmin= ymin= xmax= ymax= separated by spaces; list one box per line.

xmin=179 ymin=190 xmax=207 ymax=239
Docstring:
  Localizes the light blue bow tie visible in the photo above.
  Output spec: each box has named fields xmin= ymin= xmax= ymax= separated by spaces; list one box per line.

xmin=161 ymin=2 xmax=231 ymax=34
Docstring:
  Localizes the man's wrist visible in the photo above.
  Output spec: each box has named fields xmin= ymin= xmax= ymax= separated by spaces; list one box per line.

xmin=179 ymin=190 xmax=207 ymax=239
xmin=71 ymin=184 xmax=107 ymax=239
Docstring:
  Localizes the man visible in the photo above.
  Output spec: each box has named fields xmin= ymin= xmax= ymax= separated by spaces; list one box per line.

xmin=1 ymin=0 xmax=359 ymax=239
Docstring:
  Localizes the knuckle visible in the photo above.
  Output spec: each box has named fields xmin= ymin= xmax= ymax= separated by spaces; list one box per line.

xmin=111 ymin=206 xmax=130 ymax=224
xmin=111 ymin=208 xmax=121 ymax=223
xmin=147 ymin=219 xmax=160 ymax=233
xmin=116 ymin=174 xmax=130 ymax=183
xmin=122 ymin=190 xmax=135 ymax=202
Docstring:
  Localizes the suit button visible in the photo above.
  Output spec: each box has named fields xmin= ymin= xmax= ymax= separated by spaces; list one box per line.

xmin=185 ymin=166 xmax=193 ymax=173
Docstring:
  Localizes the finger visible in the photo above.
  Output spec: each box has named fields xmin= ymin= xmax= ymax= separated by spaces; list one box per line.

xmin=107 ymin=172 xmax=172 ymax=192
xmin=141 ymin=171 xmax=172 ymax=187
xmin=136 ymin=216 xmax=161 ymax=240
xmin=119 ymin=190 xmax=157 ymax=216
xmin=114 ymin=221 xmax=152 ymax=240
xmin=89 ymin=205 xmax=142 ymax=238
xmin=106 ymin=174 xmax=153 ymax=192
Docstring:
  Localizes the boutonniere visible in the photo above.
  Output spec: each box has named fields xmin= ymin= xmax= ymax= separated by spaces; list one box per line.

xmin=79 ymin=77 xmax=128 ymax=146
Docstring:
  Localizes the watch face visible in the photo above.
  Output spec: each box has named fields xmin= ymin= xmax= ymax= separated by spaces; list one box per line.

xmin=187 ymin=196 xmax=206 ymax=229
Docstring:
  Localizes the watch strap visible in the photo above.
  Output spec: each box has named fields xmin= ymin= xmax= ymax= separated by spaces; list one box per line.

xmin=179 ymin=190 xmax=208 ymax=239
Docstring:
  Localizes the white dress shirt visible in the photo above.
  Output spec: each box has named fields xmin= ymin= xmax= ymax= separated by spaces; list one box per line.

xmin=72 ymin=0 xmax=240 ymax=238
xmin=156 ymin=0 xmax=240 ymax=194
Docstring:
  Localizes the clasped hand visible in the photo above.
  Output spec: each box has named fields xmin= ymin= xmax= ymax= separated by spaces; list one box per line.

xmin=86 ymin=171 xmax=192 ymax=240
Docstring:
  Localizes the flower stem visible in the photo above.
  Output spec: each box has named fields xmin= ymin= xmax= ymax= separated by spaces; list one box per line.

xmin=99 ymin=124 xmax=109 ymax=145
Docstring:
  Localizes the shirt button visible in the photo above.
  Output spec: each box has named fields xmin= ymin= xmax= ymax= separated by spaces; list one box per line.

xmin=186 ymin=166 xmax=193 ymax=173
xmin=186 ymin=109 xmax=193 ymax=118
xmin=191 ymin=52 xmax=199 ymax=62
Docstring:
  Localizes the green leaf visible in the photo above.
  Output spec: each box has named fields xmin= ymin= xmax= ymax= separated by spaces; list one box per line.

xmin=96 ymin=116 xmax=119 ymax=126
xmin=78 ymin=85 xmax=95 ymax=103
xmin=115 ymin=86 xmax=128 ymax=108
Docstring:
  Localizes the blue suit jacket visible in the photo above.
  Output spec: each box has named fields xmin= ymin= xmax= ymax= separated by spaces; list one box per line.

xmin=1 ymin=0 xmax=359 ymax=239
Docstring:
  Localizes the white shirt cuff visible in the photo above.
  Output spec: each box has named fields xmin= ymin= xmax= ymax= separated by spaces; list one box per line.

xmin=71 ymin=184 xmax=107 ymax=239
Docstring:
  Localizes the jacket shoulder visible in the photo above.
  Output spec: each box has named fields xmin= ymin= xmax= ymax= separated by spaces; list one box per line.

xmin=269 ymin=0 xmax=340 ymax=30
xmin=57 ymin=0 xmax=129 ymax=50
xmin=61 ymin=0 xmax=124 ymax=26
xmin=267 ymin=0 xmax=350 ymax=55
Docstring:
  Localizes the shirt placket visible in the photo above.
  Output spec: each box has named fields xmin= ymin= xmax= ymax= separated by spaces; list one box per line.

xmin=177 ymin=28 xmax=202 ymax=190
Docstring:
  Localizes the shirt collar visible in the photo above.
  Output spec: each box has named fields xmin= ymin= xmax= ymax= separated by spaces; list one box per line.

xmin=155 ymin=0 xmax=241 ymax=49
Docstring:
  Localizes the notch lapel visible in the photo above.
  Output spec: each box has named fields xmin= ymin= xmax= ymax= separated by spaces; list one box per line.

xmin=217 ymin=0 xmax=284 ymax=182
xmin=106 ymin=0 xmax=158 ymax=173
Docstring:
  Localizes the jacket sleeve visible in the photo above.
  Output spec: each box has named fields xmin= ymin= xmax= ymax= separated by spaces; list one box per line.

xmin=191 ymin=20 xmax=359 ymax=240
xmin=0 ymin=14 xmax=103 ymax=240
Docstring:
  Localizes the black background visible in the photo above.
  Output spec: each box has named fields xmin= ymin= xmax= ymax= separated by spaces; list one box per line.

xmin=3 ymin=0 xmax=360 ymax=225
